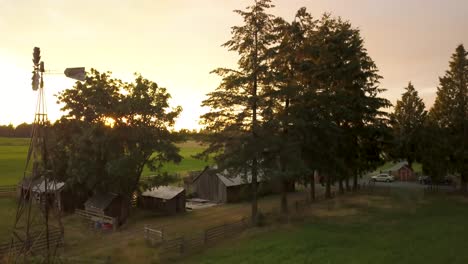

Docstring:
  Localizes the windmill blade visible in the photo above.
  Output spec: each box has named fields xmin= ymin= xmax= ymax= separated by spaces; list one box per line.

xmin=64 ymin=67 xmax=86 ymax=81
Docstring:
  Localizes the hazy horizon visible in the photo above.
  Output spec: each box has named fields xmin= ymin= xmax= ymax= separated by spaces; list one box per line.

xmin=1 ymin=0 xmax=467 ymax=129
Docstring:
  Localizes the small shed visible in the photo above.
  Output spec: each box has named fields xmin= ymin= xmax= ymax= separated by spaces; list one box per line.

xmin=139 ymin=186 xmax=186 ymax=215
xmin=20 ymin=178 xmax=75 ymax=213
xmin=84 ymin=193 xmax=129 ymax=225
xmin=192 ymin=168 xmax=283 ymax=203
xmin=387 ymin=162 xmax=416 ymax=181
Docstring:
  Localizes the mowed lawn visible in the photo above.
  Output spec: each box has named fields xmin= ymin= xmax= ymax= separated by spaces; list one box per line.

xmin=0 ymin=137 xmax=209 ymax=185
xmin=185 ymin=193 xmax=468 ymax=264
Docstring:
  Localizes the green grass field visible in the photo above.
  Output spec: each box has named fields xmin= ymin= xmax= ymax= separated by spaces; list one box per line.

xmin=0 ymin=137 xmax=30 ymax=185
xmin=0 ymin=137 xmax=209 ymax=185
xmin=185 ymin=193 xmax=468 ymax=264
xmin=0 ymin=198 xmax=18 ymax=238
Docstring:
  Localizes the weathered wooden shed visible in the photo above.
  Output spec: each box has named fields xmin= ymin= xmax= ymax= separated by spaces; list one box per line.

xmin=20 ymin=178 xmax=76 ymax=213
xmin=139 ymin=186 xmax=186 ymax=215
xmin=192 ymin=168 xmax=276 ymax=203
xmin=84 ymin=192 xmax=129 ymax=225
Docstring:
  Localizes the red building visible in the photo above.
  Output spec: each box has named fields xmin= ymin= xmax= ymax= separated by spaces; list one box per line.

xmin=387 ymin=162 xmax=416 ymax=181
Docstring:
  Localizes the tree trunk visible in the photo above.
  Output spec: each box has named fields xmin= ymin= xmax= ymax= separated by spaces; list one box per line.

xmin=251 ymin=22 xmax=259 ymax=226
xmin=310 ymin=170 xmax=316 ymax=201
xmin=281 ymin=180 xmax=288 ymax=215
xmin=251 ymin=158 xmax=258 ymax=226
xmin=339 ymin=179 xmax=344 ymax=194
xmin=345 ymin=177 xmax=351 ymax=192
xmin=407 ymin=158 xmax=413 ymax=171
xmin=325 ymin=174 xmax=332 ymax=199
xmin=461 ymin=172 xmax=467 ymax=194
xmin=353 ymin=173 xmax=358 ymax=192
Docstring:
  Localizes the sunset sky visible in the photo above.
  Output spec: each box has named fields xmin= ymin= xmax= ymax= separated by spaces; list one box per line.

xmin=1 ymin=0 xmax=467 ymax=130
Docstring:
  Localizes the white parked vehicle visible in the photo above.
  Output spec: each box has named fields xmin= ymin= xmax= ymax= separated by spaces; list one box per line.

xmin=371 ymin=173 xmax=395 ymax=182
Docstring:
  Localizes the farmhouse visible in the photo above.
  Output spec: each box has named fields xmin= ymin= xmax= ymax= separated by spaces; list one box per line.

xmin=139 ymin=186 xmax=186 ymax=215
xmin=84 ymin=192 xmax=129 ymax=225
xmin=387 ymin=161 xmax=415 ymax=181
xmin=191 ymin=167 xmax=294 ymax=203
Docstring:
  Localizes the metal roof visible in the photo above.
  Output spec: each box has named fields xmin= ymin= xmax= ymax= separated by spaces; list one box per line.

xmin=85 ymin=193 xmax=118 ymax=210
xmin=193 ymin=167 xmax=267 ymax=187
xmin=216 ymin=170 xmax=266 ymax=187
xmin=141 ymin=186 xmax=184 ymax=200
xmin=387 ymin=161 xmax=410 ymax=172
xmin=31 ymin=179 xmax=65 ymax=193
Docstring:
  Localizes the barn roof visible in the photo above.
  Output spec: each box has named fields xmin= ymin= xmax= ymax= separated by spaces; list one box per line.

xmin=142 ymin=186 xmax=184 ymax=200
xmin=193 ymin=167 xmax=267 ymax=187
xmin=85 ymin=193 xmax=118 ymax=210
xmin=32 ymin=180 xmax=65 ymax=193
xmin=387 ymin=161 xmax=410 ymax=172
xmin=217 ymin=171 xmax=266 ymax=187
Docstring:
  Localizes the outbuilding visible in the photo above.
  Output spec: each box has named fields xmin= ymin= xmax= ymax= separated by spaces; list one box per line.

xmin=191 ymin=168 xmax=294 ymax=203
xmin=84 ymin=192 xmax=129 ymax=225
xmin=139 ymin=186 xmax=186 ymax=215
xmin=387 ymin=161 xmax=416 ymax=181
xmin=20 ymin=178 xmax=76 ymax=213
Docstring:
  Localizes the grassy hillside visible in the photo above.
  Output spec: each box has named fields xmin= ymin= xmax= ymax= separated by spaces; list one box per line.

xmin=185 ymin=194 xmax=468 ymax=264
xmin=0 ymin=137 xmax=209 ymax=185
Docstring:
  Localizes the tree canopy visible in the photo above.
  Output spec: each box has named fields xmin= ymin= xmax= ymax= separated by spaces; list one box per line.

xmin=390 ymin=82 xmax=427 ymax=169
xmin=51 ymin=69 xmax=182 ymax=197
xmin=201 ymin=1 xmax=391 ymax=218
xmin=425 ymin=44 xmax=467 ymax=192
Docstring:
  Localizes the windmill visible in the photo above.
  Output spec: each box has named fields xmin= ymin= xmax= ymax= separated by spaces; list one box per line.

xmin=7 ymin=47 xmax=85 ymax=264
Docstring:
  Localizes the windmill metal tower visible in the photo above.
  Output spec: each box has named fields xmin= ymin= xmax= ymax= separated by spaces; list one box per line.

xmin=7 ymin=47 xmax=64 ymax=264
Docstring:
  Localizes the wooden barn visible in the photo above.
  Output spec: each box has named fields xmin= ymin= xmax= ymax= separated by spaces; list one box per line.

xmin=84 ymin=192 xmax=129 ymax=225
xmin=139 ymin=186 xmax=186 ymax=215
xmin=387 ymin=162 xmax=416 ymax=181
xmin=191 ymin=168 xmax=294 ymax=203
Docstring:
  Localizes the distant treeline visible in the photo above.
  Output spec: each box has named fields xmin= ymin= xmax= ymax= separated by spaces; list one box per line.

xmin=0 ymin=123 xmax=32 ymax=138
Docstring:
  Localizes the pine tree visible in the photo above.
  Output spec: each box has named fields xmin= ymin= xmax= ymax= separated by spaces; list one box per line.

xmin=294 ymin=14 xmax=390 ymax=195
xmin=390 ymin=82 xmax=427 ymax=169
xmin=200 ymin=0 xmax=276 ymax=225
xmin=264 ymin=8 xmax=315 ymax=214
xmin=429 ymin=44 xmax=467 ymax=192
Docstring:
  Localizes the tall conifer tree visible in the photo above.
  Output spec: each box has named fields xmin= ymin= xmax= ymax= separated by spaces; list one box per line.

xmin=390 ymin=82 xmax=427 ymax=169
xmin=200 ymin=0 xmax=276 ymax=225
xmin=430 ymin=44 xmax=467 ymax=192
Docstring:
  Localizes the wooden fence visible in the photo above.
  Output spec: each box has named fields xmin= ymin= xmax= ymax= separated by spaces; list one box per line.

xmin=75 ymin=209 xmax=118 ymax=231
xmin=0 ymin=185 xmax=17 ymax=197
xmin=0 ymin=228 xmax=63 ymax=260
xmin=149 ymin=217 xmax=248 ymax=259
xmin=144 ymin=226 xmax=165 ymax=246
